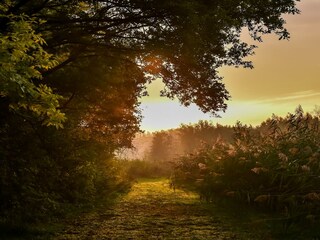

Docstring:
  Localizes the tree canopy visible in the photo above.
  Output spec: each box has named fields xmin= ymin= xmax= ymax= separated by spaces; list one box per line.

xmin=1 ymin=0 xmax=300 ymax=116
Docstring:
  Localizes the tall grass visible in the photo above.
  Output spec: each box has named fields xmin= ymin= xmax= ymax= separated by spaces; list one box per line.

xmin=172 ymin=107 xmax=320 ymax=231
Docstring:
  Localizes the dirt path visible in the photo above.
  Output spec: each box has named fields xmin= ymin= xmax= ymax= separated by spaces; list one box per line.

xmin=55 ymin=179 xmax=254 ymax=240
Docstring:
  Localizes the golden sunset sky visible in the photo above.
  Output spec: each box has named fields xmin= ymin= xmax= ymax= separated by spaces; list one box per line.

xmin=140 ymin=0 xmax=320 ymax=132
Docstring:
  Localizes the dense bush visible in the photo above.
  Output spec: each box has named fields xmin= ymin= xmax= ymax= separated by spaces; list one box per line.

xmin=0 ymin=120 xmax=131 ymax=225
xmin=0 ymin=3 xmax=137 ymax=227
xmin=172 ymin=107 xmax=320 ymax=227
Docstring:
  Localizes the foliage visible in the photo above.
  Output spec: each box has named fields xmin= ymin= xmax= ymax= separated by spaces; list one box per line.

xmin=1 ymin=0 xmax=300 ymax=115
xmin=0 ymin=12 xmax=65 ymax=128
xmin=172 ymin=107 xmax=320 ymax=231
xmin=148 ymin=131 xmax=173 ymax=162
xmin=179 ymin=121 xmax=233 ymax=154
xmin=0 ymin=1 xmax=139 ymax=226
xmin=0 ymin=121 xmax=131 ymax=225
xmin=126 ymin=122 xmax=235 ymax=162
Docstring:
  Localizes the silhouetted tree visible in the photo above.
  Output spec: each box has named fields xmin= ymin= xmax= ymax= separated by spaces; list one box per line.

xmin=179 ymin=121 xmax=234 ymax=153
xmin=1 ymin=0 xmax=300 ymax=115
xmin=149 ymin=131 xmax=172 ymax=162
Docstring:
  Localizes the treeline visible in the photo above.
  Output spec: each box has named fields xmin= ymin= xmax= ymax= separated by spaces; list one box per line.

xmin=147 ymin=121 xmax=234 ymax=161
xmin=125 ymin=121 xmax=234 ymax=162
xmin=172 ymin=107 xmax=320 ymax=234
xmin=121 ymin=121 xmax=234 ymax=178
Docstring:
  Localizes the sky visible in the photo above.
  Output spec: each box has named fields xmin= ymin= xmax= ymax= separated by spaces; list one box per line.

xmin=139 ymin=1 xmax=320 ymax=132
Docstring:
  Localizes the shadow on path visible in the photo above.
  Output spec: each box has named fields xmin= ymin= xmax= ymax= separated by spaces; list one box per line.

xmin=55 ymin=179 xmax=256 ymax=240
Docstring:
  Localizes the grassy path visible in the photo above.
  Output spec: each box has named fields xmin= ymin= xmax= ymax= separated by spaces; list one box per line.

xmin=55 ymin=179 xmax=258 ymax=240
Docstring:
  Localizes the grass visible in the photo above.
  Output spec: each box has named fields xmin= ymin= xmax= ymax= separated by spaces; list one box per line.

xmin=54 ymin=178 xmax=266 ymax=239
xmin=9 ymin=178 xmax=318 ymax=239
xmin=0 ymin=189 xmax=124 ymax=240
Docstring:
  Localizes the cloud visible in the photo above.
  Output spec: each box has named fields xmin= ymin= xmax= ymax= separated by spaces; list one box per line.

xmin=255 ymin=90 xmax=320 ymax=104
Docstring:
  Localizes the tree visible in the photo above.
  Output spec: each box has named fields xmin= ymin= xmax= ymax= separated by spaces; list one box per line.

xmin=0 ymin=10 xmax=65 ymax=128
xmin=0 ymin=1 xmax=141 ymax=223
xmin=179 ymin=121 xmax=234 ymax=153
xmin=1 ymin=0 xmax=300 ymax=115
xmin=149 ymin=131 xmax=172 ymax=162
xmin=1 ymin=0 xmax=300 ymax=148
